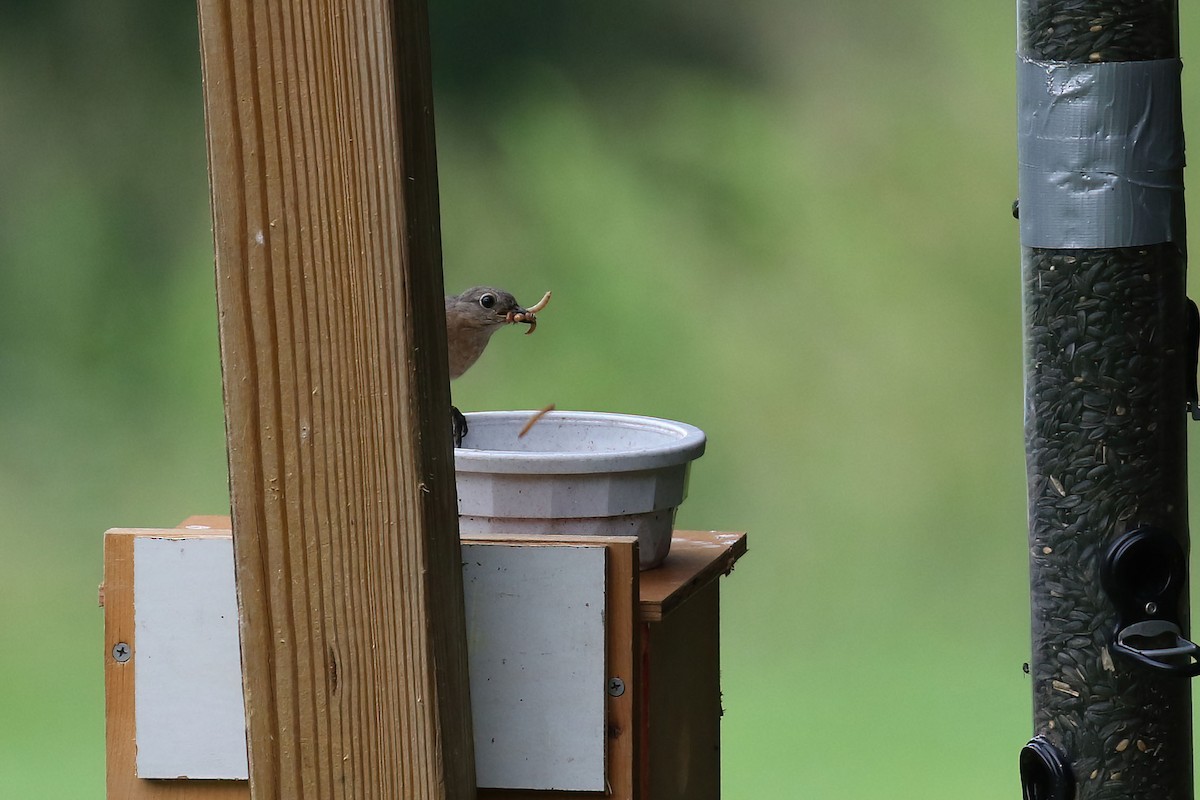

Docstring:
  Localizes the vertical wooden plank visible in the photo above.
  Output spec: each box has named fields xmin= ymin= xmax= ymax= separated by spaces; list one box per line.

xmin=194 ymin=1 xmax=473 ymax=798
xmin=607 ymin=540 xmax=641 ymax=800
xmin=643 ymin=583 xmax=721 ymax=800
xmin=103 ymin=530 xmax=137 ymax=798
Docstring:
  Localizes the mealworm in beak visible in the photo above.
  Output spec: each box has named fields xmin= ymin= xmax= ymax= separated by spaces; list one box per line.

xmin=526 ymin=291 xmax=551 ymax=313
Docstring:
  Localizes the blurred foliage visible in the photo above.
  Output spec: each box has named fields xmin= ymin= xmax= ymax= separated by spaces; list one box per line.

xmin=5 ymin=0 xmax=1200 ymax=797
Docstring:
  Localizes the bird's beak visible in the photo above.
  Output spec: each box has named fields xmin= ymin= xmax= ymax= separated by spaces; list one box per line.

xmin=506 ymin=291 xmax=551 ymax=335
xmin=506 ymin=306 xmax=537 ymax=334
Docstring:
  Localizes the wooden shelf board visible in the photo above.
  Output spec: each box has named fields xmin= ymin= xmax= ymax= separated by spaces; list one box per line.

xmin=638 ymin=531 xmax=747 ymax=623
xmin=174 ymin=517 xmax=747 ymax=624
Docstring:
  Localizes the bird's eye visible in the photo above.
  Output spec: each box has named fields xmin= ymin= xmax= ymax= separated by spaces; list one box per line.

xmin=479 ymin=293 xmax=496 ymax=309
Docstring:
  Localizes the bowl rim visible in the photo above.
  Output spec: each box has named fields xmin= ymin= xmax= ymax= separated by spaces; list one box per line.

xmin=453 ymin=410 xmax=707 ymax=475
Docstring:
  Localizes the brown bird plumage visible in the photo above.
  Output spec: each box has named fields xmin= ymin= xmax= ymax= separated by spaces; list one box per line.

xmin=444 ymin=286 xmax=533 ymax=380
xmin=444 ymin=286 xmax=550 ymax=445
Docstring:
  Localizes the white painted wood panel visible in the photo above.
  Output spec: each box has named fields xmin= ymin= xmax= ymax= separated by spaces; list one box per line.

xmin=462 ymin=543 xmax=608 ymax=791
xmin=131 ymin=537 xmax=608 ymax=789
xmin=133 ymin=536 xmax=248 ymax=779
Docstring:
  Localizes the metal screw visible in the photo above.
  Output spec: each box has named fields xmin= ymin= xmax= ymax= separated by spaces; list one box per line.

xmin=607 ymin=677 xmax=625 ymax=697
xmin=1146 ymin=601 xmax=1159 ymax=615
xmin=112 ymin=642 xmax=131 ymax=663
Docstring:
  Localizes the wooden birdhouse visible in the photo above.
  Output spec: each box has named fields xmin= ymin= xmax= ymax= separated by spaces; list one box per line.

xmin=102 ymin=518 xmax=746 ymax=799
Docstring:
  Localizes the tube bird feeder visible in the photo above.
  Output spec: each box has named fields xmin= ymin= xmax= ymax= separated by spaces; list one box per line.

xmin=1016 ymin=1 xmax=1195 ymax=798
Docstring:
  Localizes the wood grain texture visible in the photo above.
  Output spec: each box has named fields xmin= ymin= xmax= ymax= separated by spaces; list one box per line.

xmin=108 ymin=523 xmax=748 ymax=800
xmin=641 ymin=582 xmax=721 ymax=800
xmin=108 ymin=528 xmax=642 ymax=799
xmin=638 ymin=532 xmax=747 ymax=623
xmin=195 ymin=1 xmax=474 ymax=798
xmin=604 ymin=539 xmax=641 ymax=800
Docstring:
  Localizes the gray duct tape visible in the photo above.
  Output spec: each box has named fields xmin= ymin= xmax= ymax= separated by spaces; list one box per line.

xmin=1017 ymin=56 xmax=1184 ymax=249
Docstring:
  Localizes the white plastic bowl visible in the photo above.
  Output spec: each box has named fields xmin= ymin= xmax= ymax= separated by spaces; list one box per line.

xmin=454 ymin=410 xmax=706 ymax=569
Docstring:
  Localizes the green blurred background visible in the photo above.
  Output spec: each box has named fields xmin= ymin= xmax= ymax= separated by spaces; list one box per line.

xmin=6 ymin=1 xmax=1200 ymax=797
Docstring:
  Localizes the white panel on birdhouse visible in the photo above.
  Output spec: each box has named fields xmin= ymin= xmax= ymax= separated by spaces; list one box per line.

xmin=462 ymin=543 xmax=607 ymax=791
xmin=134 ymin=536 xmax=248 ymax=779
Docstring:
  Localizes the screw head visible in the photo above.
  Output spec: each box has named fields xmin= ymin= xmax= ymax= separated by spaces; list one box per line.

xmin=1145 ymin=601 xmax=1159 ymax=615
xmin=607 ymin=677 xmax=625 ymax=697
xmin=112 ymin=642 xmax=131 ymax=663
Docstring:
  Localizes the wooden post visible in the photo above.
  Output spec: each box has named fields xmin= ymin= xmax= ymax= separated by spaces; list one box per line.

xmin=195 ymin=2 xmax=474 ymax=799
